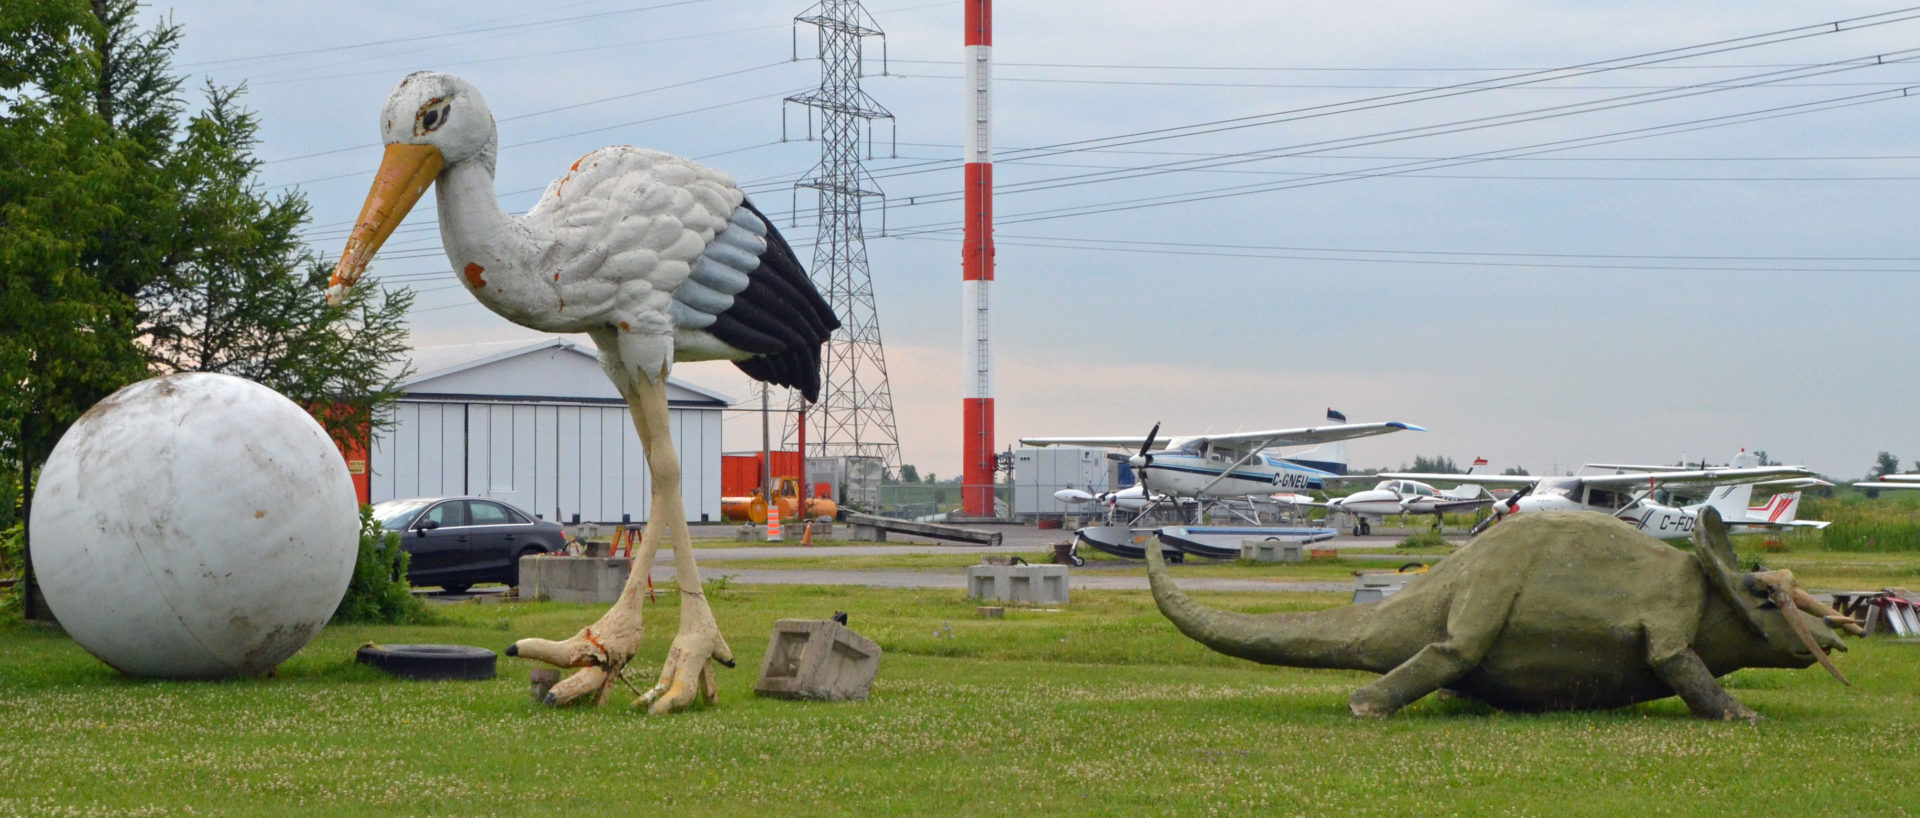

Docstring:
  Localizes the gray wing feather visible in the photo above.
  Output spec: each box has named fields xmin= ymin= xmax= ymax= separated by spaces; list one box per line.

xmin=670 ymin=206 xmax=770 ymax=332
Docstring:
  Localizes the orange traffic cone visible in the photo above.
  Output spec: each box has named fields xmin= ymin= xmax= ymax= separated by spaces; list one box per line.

xmin=801 ymin=520 xmax=814 ymax=546
xmin=767 ymin=507 xmax=783 ymax=542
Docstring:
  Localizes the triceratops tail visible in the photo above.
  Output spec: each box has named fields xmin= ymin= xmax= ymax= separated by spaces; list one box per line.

xmin=1145 ymin=535 xmax=1370 ymax=670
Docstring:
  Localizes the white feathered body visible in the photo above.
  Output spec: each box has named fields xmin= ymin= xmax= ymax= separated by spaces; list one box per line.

xmin=434 ymin=146 xmax=768 ymax=383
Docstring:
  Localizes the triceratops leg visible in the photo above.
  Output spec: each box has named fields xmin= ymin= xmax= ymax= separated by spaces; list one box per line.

xmin=1348 ymin=574 xmax=1524 ymax=718
xmin=1646 ymin=637 xmax=1759 ymax=722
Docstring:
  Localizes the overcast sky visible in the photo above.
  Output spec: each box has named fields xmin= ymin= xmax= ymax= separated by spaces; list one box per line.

xmin=160 ymin=1 xmax=1920 ymax=479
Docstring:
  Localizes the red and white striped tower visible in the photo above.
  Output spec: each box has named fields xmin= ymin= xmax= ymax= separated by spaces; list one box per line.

xmin=961 ymin=0 xmax=995 ymax=516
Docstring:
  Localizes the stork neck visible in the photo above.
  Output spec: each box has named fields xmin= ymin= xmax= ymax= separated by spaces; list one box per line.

xmin=434 ymin=158 xmax=514 ymax=255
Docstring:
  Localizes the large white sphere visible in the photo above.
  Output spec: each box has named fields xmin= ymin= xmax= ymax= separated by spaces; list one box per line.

xmin=31 ymin=373 xmax=360 ymax=678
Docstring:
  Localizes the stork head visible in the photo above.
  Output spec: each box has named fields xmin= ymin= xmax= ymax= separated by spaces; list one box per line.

xmin=328 ymin=72 xmax=497 ymax=306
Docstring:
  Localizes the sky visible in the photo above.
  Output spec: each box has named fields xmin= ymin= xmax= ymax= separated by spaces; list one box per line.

xmin=155 ymin=0 xmax=1920 ymax=480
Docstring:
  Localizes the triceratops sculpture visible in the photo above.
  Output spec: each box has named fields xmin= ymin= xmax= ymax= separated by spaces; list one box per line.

xmin=1147 ymin=508 xmax=1862 ymax=720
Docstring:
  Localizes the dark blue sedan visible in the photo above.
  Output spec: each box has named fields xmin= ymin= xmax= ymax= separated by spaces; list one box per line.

xmin=370 ymin=497 xmax=567 ymax=594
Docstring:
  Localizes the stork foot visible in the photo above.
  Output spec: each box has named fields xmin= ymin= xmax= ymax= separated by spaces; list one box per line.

xmin=635 ymin=589 xmax=734 ymax=714
xmin=508 ymin=614 xmax=641 ymax=707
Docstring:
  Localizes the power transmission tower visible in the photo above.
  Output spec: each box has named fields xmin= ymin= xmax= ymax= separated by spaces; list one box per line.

xmin=783 ymin=0 xmax=901 ymax=470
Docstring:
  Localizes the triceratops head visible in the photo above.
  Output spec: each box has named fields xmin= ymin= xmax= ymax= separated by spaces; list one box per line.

xmin=1693 ymin=506 xmax=1857 ymax=684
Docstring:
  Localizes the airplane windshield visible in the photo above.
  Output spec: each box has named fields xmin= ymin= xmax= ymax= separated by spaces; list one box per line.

xmin=1536 ymin=478 xmax=1581 ymax=499
xmin=1169 ymin=439 xmax=1205 ymax=454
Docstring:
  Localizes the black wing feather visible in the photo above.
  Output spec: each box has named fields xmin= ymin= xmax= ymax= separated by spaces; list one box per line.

xmin=707 ymin=198 xmax=841 ymax=402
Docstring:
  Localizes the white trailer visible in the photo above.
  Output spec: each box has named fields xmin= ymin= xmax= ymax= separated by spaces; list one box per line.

xmin=1012 ymin=446 xmax=1115 ymax=518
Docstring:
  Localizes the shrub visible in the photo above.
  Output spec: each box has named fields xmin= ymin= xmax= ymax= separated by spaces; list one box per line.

xmin=0 ymin=523 xmax=20 ymax=620
xmin=1396 ymin=528 xmax=1449 ymax=550
xmin=331 ymin=504 xmax=429 ymax=624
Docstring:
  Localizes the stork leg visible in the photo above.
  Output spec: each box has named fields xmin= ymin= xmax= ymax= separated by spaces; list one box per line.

xmin=507 ymin=367 xmax=733 ymax=712
xmin=624 ymin=368 xmax=734 ymax=713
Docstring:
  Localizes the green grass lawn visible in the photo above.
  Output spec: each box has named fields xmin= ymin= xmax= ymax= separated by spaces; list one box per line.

xmin=4 ymin=581 xmax=1919 ymax=816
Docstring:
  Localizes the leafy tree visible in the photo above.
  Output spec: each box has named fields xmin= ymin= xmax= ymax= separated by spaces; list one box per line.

xmin=1872 ymin=451 xmax=1900 ymax=480
xmin=897 ymin=464 xmax=920 ymax=484
xmin=2 ymin=0 xmax=412 ymax=615
xmin=1501 ymin=466 xmax=1530 ymax=476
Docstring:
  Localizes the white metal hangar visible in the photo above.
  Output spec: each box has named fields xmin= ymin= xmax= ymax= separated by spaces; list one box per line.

xmin=367 ymin=337 xmax=731 ymax=523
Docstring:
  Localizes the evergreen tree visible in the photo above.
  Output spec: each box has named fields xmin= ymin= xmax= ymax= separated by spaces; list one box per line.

xmin=1406 ymin=455 xmax=1462 ymax=474
xmin=2 ymin=0 xmax=412 ymax=614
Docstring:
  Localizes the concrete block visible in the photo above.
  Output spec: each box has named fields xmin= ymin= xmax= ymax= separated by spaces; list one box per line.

xmin=518 ymin=555 xmax=632 ymax=604
xmin=754 ymin=618 xmax=881 ymax=702
xmin=1352 ymin=572 xmax=1413 ymax=604
xmin=850 ymin=523 xmax=887 ymax=542
xmin=966 ymin=564 xmax=1069 ymax=604
xmin=1239 ymin=540 xmax=1304 ymax=563
xmin=735 ymin=526 xmax=766 ymax=542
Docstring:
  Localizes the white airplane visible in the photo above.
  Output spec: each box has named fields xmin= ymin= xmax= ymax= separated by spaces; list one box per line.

xmin=1323 ymin=477 xmax=1495 ymax=535
xmin=1373 ymin=464 xmax=1818 ymax=539
xmin=1022 ymin=418 xmax=1425 ymax=523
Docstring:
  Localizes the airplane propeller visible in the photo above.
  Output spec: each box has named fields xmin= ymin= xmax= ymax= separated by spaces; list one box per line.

xmin=1127 ymin=421 xmax=1161 ymax=476
xmin=1469 ymin=482 xmax=1535 ymax=536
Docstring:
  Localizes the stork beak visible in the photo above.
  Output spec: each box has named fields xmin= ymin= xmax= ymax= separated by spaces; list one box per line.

xmin=328 ymin=142 xmax=445 ymax=306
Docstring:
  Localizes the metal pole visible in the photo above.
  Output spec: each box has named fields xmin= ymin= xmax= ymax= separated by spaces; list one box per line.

xmin=798 ymin=406 xmax=809 ymax=519
xmin=760 ymin=384 xmax=772 ymax=514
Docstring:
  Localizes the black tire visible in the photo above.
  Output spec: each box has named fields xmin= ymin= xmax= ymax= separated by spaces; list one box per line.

xmin=1360 ymin=520 xmax=1372 ymax=535
xmin=440 ymin=583 xmax=471 ymax=595
xmin=355 ymin=644 xmax=497 ymax=681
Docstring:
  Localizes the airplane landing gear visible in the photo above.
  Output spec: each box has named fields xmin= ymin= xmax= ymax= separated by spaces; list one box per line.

xmin=1353 ymin=519 xmax=1371 ymax=536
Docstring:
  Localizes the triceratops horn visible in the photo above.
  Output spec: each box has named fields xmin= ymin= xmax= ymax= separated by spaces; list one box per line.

xmin=1771 ymin=586 xmax=1850 ymax=686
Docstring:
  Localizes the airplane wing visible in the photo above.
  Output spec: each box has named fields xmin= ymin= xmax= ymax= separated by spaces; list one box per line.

xmin=1429 ymin=497 xmax=1495 ymax=513
xmin=1582 ymin=466 xmax=1814 ymax=490
xmin=1334 ymin=472 xmax=1543 ymax=487
xmin=1018 ymin=435 xmax=1169 ymax=451
xmin=1583 ymin=462 xmax=1695 ymax=473
xmin=1020 ymin=420 xmax=1423 ymax=456
xmin=1194 ymin=421 xmax=1426 ymax=457
xmin=1854 ymin=481 xmax=1920 ymax=490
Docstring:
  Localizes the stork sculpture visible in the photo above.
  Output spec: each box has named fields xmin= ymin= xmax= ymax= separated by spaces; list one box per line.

xmin=328 ymin=72 xmax=839 ymax=712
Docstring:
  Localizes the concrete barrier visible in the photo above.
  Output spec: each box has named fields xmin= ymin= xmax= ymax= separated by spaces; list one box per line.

xmin=518 ymin=555 xmax=631 ymax=604
xmin=1352 ymin=572 xmax=1414 ymax=604
xmin=966 ymin=564 xmax=1069 ymax=604
xmin=754 ymin=618 xmax=881 ymax=702
xmin=1240 ymin=540 xmax=1304 ymax=563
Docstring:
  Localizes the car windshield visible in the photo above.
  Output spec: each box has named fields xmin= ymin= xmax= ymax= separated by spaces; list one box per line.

xmin=371 ymin=498 xmax=436 ymax=531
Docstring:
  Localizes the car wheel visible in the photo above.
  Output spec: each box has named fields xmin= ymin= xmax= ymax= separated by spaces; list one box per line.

xmin=355 ymin=643 xmax=496 ymax=681
xmin=441 ymin=583 xmax=471 ymax=595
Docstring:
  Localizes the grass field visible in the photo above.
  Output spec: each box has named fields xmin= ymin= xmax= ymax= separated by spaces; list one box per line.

xmin=4 ymin=576 xmax=1919 ymax=816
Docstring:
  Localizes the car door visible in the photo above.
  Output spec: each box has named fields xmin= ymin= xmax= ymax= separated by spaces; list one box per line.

xmin=405 ymin=500 xmax=470 ymax=583
xmin=462 ymin=499 xmax=525 ymax=576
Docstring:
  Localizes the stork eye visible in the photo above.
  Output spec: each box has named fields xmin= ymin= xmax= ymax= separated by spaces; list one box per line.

xmin=416 ymin=98 xmax=452 ymax=134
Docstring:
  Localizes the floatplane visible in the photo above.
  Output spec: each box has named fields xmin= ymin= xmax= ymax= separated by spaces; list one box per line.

xmin=1021 ymin=412 xmax=1424 ymax=561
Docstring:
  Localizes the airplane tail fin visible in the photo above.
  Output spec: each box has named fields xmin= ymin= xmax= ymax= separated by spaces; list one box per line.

xmin=1732 ymin=449 xmax=1760 ymax=469
xmin=1285 ymin=441 xmax=1347 ymax=475
xmin=1749 ymin=491 xmax=1801 ymax=524
xmin=1705 ymin=483 xmax=1754 ymax=521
